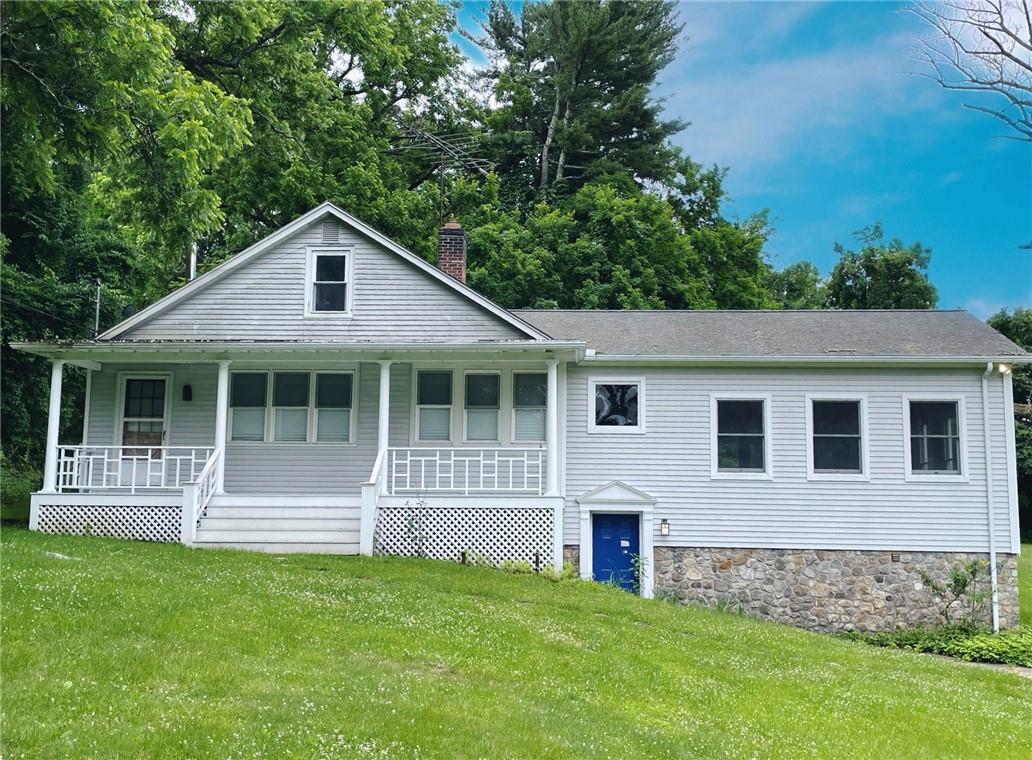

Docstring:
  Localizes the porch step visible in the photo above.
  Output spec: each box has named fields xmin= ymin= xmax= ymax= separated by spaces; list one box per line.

xmin=193 ymin=503 xmax=361 ymax=553
xmin=203 ymin=506 xmax=358 ymax=520
xmin=192 ymin=542 xmax=359 ymax=555
xmin=194 ymin=529 xmax=360 ymax=544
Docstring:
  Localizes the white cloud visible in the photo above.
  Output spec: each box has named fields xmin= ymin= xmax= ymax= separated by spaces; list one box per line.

xmin=659 ymin=6 xmax=955 ymax=190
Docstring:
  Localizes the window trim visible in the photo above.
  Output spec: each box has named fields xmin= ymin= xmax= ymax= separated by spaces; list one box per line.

xmin=413 ymin=368 xmax=455 ymax=444
xmin=304 ymin=246 xmax=354 ymax=318
xmin=511 ymin=371 xmax=547 ymax=443
xmin=805 ymin=394 xmax=870 ymax=481
xmin=114 ymin=372 xmax=173 ymax=448
xmin=228 ymin=369 xmax=357 ymax=445
xmin=709 ymin=393 xmax=773 ymax=480
xmin=903 ymin=393 xmax=968 ymax=482
xmin=463 ymin=370 xmax=501 ymax=444
xmin=587 ymin=377 xmax=646 ymax=435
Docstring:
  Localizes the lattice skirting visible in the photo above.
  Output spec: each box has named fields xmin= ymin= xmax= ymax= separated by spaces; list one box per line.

xmin=374 ymin=506 xmax=554 ymax=567
xmin=34 ymin=504 xmax=181 ymax=543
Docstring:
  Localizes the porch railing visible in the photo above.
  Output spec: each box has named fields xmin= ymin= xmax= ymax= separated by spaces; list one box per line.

xmin=55 ymin=446 xmax=215 ymax=493
xmin=386 ymin=447 xmax=546 ymax=496
xmin=182 ymin=449 xmax=221 ymax=544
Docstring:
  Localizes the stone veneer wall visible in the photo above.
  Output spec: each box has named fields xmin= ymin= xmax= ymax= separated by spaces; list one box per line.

xmin=653 ymin=547 xmax=1019 ymax=632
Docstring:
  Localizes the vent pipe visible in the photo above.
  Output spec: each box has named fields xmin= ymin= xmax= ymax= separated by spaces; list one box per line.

xmin=189 ymin=243 xmax=198 ymax=281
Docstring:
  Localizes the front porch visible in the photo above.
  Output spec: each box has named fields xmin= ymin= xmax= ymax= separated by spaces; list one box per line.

xmin=24 ymin=341 xmax=578 ymax=565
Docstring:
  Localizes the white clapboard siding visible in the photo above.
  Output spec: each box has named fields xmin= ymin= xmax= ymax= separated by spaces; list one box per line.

xmin=87 ymin=362 xmax=413 ymax=496
xmin=118 ymin=221 xmax=524 ymax=341
xmin=562 ymin=365 xmax=1016 ymax=553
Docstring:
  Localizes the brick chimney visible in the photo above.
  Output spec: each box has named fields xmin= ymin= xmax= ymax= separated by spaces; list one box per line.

xmin=437 ymin=221 xmax=467 ymax=283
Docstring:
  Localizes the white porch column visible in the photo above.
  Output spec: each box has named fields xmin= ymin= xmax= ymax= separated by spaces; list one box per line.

xmin=377 ymin=360 xmax=392 ymax=455
xmin=41 ymin=359 xmax=66 ymax=493
xmin=214 ymin=360 xmax=230 ymax=494
xmin=545 ymin=359 xmax=559 ymax=497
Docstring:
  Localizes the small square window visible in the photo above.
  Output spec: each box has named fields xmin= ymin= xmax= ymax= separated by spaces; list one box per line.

xmin=594 ymin=383 xmax=639 ymax=427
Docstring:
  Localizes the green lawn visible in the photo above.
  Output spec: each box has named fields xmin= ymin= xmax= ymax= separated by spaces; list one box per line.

xmin=1021 ymin=543 xmax=1031 ymax=627
xmin=2 ymin=528 xmax=1030 ymax=759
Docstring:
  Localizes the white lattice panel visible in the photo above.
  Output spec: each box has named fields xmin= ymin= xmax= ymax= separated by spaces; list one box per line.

xmin=375 ymin=507 xmax=554 ymax=567
xmin=35 ymin=504 xmax=181 ymax=543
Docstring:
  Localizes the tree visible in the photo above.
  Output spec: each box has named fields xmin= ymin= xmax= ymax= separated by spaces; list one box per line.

xmin=764 ymin=261 xmax=826 ymax=309
xmin=825 ymin=224 xmax=938 ymax=309
xmin=987 ymin=308 xmax=1032 ymax=538
xmin=473 ymin=0 xmax=694 ymax=198
xmin=912 ymin=1 xmax=1032 ymax=142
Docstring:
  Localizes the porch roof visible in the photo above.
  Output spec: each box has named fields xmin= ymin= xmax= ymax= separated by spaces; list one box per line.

xmin=11 ymin=339 xmax=586 ymax=367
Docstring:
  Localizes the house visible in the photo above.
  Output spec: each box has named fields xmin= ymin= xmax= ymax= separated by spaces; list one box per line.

xmin=14 ymin=202 xmax=1027 ymax=632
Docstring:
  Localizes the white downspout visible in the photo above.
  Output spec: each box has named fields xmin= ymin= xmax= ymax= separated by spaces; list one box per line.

xmin=981 ymin=362 xmax=1000 ymax=633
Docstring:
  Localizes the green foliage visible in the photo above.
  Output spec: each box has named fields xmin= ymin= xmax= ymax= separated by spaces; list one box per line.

xmin=0 ymin=454 xmax=37 ymax=523
xmin=842 ymin=625 xmax=1032 ymax=667
xmin=917 ymin=559 xmax=991 ymax=625
xmin=764 ymin=261 xmax=826 ymax=309
xmin=825 ymin=224 xmax=938 ymax=309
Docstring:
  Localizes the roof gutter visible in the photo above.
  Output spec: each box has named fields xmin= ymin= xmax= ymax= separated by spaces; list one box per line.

xmin=580 ymin=353 xmax=1031 ymax=367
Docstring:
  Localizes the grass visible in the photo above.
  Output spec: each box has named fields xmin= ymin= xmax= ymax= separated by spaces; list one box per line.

xmin=2 ymin=528 xmax=1031 ymax=759
xmin=1020 ymin=543 xmax=1031 ymax=627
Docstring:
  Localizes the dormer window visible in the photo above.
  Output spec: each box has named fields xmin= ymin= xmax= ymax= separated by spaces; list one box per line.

xmin=306 ymin=247 xmax=351 ymax=316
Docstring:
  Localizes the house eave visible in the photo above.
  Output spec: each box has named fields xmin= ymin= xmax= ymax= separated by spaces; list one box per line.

xmin=11 ymin=340 xmax=587 ymax=364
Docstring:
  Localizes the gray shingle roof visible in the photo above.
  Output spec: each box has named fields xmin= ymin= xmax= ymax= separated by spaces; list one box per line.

xmin=511 ymin=309 xmax=1028 ymax=358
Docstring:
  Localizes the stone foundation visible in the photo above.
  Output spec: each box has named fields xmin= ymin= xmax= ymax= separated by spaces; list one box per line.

xmin=563 ymin=545 xmax=580 ymax=570
xmin=653 ymin=547 xmax=1019 ymax=632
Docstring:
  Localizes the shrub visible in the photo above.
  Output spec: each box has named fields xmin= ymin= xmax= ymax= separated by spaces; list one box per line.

xmin=0 ymin=453 xmax=38 ymax=523
xmin=841 ymin=625 xmax=1032 ymax=667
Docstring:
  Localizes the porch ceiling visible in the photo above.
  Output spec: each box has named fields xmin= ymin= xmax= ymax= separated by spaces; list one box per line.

xmin=11 ymin=340 xmax=586 ymax=366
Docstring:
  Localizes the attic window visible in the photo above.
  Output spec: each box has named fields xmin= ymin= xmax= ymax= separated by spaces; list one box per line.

xmin=307 ymin=248 xmax=351 ymax=315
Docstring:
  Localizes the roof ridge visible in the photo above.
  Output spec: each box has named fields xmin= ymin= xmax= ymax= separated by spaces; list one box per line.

xmin=512 ymin=308 xmax=971 ymax=314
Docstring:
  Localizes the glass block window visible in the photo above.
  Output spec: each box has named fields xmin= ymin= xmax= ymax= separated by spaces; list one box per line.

xmin=909 ymin=401 xmax=961 ymax=473
xmin=465 ymin=374 xmax=500 ymax=441
xmin=230 ymin=373 xmax=267 ymax=442
xmin=716 ymin=399 xmax=765 ymax=472
xmin=513 ymin=373 xmax=547 ymax=441
xmin=417 ymin=371 xmax=452 ymax=441
xmin=812 ymin=400 xmax=862 ymax=473
xmin=594 ymin=383 xmax=639 ymax=428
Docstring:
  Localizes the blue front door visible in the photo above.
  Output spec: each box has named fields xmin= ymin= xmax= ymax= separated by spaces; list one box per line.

xmin=592 ymin=513 xmax=640 ymax=591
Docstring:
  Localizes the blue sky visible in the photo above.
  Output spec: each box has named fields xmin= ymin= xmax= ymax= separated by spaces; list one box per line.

xmin=453 ymin=1 xmax=1031 ymax=316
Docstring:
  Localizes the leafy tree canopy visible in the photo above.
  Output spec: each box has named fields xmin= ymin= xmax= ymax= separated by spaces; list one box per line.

xmin=824 ymin=224 xmax=938 ymax=309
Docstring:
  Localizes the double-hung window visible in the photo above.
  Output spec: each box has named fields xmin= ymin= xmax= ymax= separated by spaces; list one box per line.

xmin=230 ymin=373 xmax=268 ymax=441
xmin=272 ymin=373 xmax=310 ymax=442
xmin=810 ymin=399 xmax=864 ymax=476
xmin=908 ymin=400 xmax=962 ymax=474
xmin=417 ymin=370 xmax=452 ymax=441
xmin=309 ymin=249 xmax=349 ymax=314
xmin=714 ymin=398 xmax=768 ymax=475
xmin=230 ymin=371 xmax=355 ymax=443
xmin=315 ymin=373 xmax=354 ymax=442
xmin=465 ymin=373 xmax=500 ymax=442
xmin=513 ymin=373 xmax=547 ymax=441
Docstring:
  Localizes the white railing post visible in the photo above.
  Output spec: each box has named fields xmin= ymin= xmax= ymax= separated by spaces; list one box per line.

xmin=181 ymin=483 xmax=198 ymax=546
xmin=214 ymin=360 xmax=230 ymax=494
xmin=545 ymin=359 xmax=559 ymax=497
xmin=42 ymin=359 xmax=65 ymax=493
